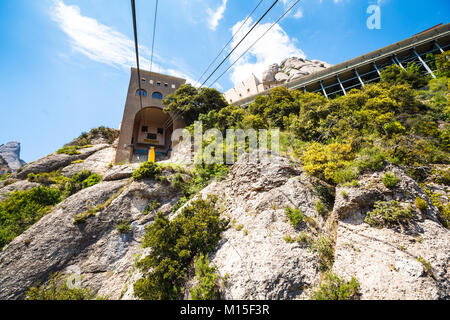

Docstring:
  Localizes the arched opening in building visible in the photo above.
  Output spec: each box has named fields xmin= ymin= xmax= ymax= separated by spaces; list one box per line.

xmin=152 ymin=92 xmax=163 ymax=99
xmin=131 ymin=107 xmax=173 ymax=163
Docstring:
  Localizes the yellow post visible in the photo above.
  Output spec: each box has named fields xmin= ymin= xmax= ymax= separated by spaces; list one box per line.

xmin=148 ymin=147 xmax=156 ymax=163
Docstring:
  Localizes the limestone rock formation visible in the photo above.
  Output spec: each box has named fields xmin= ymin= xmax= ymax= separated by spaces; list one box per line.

xmin=0 ymin=138 xmax=448 ymax=300
xmin=263 ymin=57 xmax=332 ymax=86
xmin=0 ymin=142 xmax=26 ymax=171
xmin=332 ymin=166 xmax=450 ymax=300
xmin=13 ymin=144 xmax=109 ymax=180
xmin=196 ymin=153 xmax=324 ymax=299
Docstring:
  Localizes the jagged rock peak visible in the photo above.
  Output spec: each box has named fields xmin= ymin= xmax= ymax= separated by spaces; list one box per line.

xmin=0 ymin=141 xmax=25 ymax=171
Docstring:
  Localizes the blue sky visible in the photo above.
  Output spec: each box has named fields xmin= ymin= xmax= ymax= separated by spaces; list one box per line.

xmin=0 ymin=0 xmax=449 ymax=162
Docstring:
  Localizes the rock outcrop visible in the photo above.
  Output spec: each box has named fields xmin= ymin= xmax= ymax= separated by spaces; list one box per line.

xmin=13 ymin=144 xmax=109 ymax=180
xmin=332 ymin=166 xmax=450 ymax=300
xmin=193 ymin=153 xmax=325 ymax=299
xmin=0 ymin=142 xmax=25 ymax=171
xmin=0 ymin=141 xmax=448 ymax=300
xmin=262 ymin=57 xmax=332 ymax=86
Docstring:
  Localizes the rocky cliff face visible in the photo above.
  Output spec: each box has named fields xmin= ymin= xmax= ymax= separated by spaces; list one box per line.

xmin=262 ymin=57 xmax=332 ymax=85
xmin=0 ymin=142 xmax=25 ymax=171
xmin=0 ymin=139 xmax=448 ymax=300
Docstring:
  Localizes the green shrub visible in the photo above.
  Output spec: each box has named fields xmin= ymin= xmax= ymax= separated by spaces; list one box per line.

xmin=435 ymin=50 xmax=450 ymax=78
xmin=65 ymin=170 xmax=102 ymax=197
xmin=133 ymin=197 xmax=228 ymax=300
xmin=417 ymin=256 xmax=432 ymax=274
xmin=190 ymin=253 xmax=221 ymax=300
xmin=283 ymin=235 xmax=295 ymax=243
xmin=25 ymin=273 xmax=96 ymax=300
xmin=380 ymin=63 xmax=429 ymax=89
xmin=0 ymin=173 xmax=11 ymax=181
xmin=382 ymin=173 xmax=399 ymax=189
xmin=56 ymin=146 xmax=81 ymax=155
xmin=285 ymin=206 xmax=304 ymax=228
xmin=171 ymin=164 xmax=229 ymax=213
xmin=56 ymin=145 xmax=93 ymax=155
xmin=423 ymin=187 xmax=450 ymax=228
xmin=117 ymin=220 xmax=131 ymax=234
xmin=296 ymin=232 xmax=313 ymax=247
xmin=316 ymin=200 xmax=326 ymax=216
xmin=415 ymin=197 xmax=428 ymax=211
xmin=355 ymin=147 xmax=386 ymax=173
xmin=28 ymin=171 xmax=69 ymax=188
xmin=364 ymin=200 xmax=414 ymax=228
xmin=143 ymin=200 xmax=161 ymax=215
xmin=132 ymin=162 xmax=162 ymax=181
xmin=302 ymin=142 xmax=355 ymax=184
xmin=171 ymin=173 xmax=185 ymax=190
xmin=311 ymin=273 xmax=360 ymax=300
xmin=0 ymin=186 xmax=61 ymax=249
xmin=312 ymin=235 xmax=334 ymax=272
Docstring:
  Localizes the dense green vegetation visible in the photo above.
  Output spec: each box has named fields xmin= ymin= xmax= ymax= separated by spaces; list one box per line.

xmin=163 ymin=52 xmax=449 ymax=188
xmin=28 ymin=170 xmax=102 ymax=198
xmin=0 ymin=170 xmax=103 ymax=249
xmin=25 ymin=273 xmax=97 ymax=300
xmin=133 ymin=196 xmax=228 ymax=300
xmin=311 ymin=272 xmax=360 ymax=300
xmin=0 ymin=186 xmax=61 ymax=250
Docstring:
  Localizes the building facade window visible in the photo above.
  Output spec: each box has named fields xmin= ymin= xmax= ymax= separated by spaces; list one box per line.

xmin=152 ymin=92 xmax=163 ymax=99
xmin=142 ymin=126 xmax=148 ymax=132
xmin=136 ymin=89 xmax=147 ymax=96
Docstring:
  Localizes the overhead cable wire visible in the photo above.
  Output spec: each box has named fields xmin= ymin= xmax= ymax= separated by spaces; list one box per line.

xmin=165 ymin=0 xmax=280 ymax=130
xmin=150 ymin=0 xmax=159 ymax=73
xmin=195 ymin=0 xmax=266 ymax=85
xmin=164 ymin=0 xmax=265 ymax=130
xmin=199 ymin=0 xmax=279 ymax=88
xmin=207 ymin=0 xmax=301 ymax=88
xmin=131 ymin=0 xmax=143 ymax=110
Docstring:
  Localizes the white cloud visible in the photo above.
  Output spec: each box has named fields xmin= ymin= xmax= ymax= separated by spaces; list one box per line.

xmin=293 ymin=7 xmax=304 ymax=19
xmin=206 ymin=0 xmax=228 ymax=31
xmin=50 ymin=0 xmax=200 ymax=86
xmin=51 ymin=0 xmax=154 ymax=69
xmin=227 ymin=18 xmax=305 ymax=86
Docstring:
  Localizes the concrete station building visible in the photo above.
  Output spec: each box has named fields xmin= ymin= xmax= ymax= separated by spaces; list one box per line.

xmin=115 ymin=68 xmax=186 ymax=164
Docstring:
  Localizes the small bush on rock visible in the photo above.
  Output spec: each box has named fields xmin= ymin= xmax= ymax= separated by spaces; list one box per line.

xmin=382 ymin=173 xmax=399 ymax=189
xmin=364 ymin=200 xmax=414 ymax=228
xmin=285 ymin=206 xmax=304 ymax=228
xmin=415 ymin=197 xmax=428 ymax=211
xmin=311 ymin=273 xmax=360 ymax=300
xmin=132 ymin=162 xmax=162 ymax=180
xmin=25 ymin=273 xmax=96 ymax=300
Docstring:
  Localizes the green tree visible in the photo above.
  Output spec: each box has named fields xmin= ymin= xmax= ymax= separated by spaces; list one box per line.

xmin=380 ymin=63 xmax=429 ymax=89
xmin=163 ymin=84 xmax=228 ymax=125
